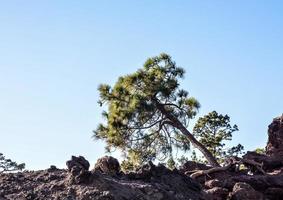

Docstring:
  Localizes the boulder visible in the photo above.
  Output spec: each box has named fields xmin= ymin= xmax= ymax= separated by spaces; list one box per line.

xmin=47 ymin=165 xmax=58 ymax=172
xmin=205 ymin=187 xmax=229 ymax=200
xmin=66 ymin=156 xmax=91 ymax=184
xmin=66 ymin=156 xmax=90 ymax=171
xmin=229 ymin=182 xmax=263 ymax=200
xmin=93 ymin=156 xmax=120 ymax=176
xmin=126 ymin=161 xmax=177 ymax=181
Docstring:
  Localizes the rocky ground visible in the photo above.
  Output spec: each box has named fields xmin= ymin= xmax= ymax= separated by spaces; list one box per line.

xmin=0 ymin=156 xmax=205 ymax=200
xmin=1 ymin=115 xmax=283 ymax=200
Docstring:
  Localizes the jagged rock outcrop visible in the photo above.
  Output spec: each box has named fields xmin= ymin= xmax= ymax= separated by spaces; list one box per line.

xmin=66 ymin=155 xmax=91 ymax=184
xmin=266 ymin=114 xmax=283 ymax=157
xmin=240 ymin=115 xmax=283 ymax=173
xmin=243 ymin=151 xmax=283 ymax=171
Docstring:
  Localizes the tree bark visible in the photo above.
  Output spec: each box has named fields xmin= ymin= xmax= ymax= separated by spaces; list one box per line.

xmin=187 ymin=157 xmax=265 ymax=179
xmin=190 ymin=162 xmax=232 ymax=179
xmin=173 ymin=119 xmax=220 ymax=167
xmin=154 ymin=100 xmax=220 ymax=167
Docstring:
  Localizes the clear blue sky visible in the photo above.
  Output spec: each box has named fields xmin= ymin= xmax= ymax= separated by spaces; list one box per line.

xmin=0 ymin=1 xmax=282 ymax=169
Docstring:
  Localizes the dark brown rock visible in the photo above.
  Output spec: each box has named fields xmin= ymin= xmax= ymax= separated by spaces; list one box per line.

xmin=266 ymin=115 xmax=283 ymax=157
xmin=47 ymin=165 xmax=58 ymax=172
xmin=205 ymin=179 xmax=224 ymax=189
xmin=66 ymin=155 xmax=90 ymax=171
xmin=264 ymin=187 xmax=283 ymax=200
xmin=229 ymin=182 xmax=263 ymax=200
xmin=206 ymin=187 xmax=229 ymax=200
xmin=229 ymin=174 xmax=283 ymax=191
xmin=93 ymin=156 xmax=120 ymax=176
xmin=66 ymin=155 xmax=91 ymax=184
xmin=0 ymin=157 xmax=205 ymax=200
xmin=243 ymin=151 xmax=283 ymax=171
xmin=133 ymin=162 xmax=171 ymax=179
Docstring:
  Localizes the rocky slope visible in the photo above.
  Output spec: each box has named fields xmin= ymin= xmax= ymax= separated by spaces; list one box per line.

xmin=0 ymin=155 xmax=205 ymax=200
xmin=1 ymin=115 xmax=283 ymax=200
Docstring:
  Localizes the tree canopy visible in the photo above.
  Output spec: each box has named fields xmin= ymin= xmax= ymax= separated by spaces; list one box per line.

xmin=94 ymin=53 xmax=219 ymax=167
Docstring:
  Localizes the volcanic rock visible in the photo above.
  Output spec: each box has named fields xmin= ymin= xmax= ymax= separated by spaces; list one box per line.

xmin=266 ymin=114 xmax=283 ymax=157
xmin=66 ymin=156 xmax=90 ymax=171
xmin=0 ymin=156 xmax=205 ymax=200
xmin=93 ymin=156 xmax=120 ymax=176
xmin=2 ymin=115 xmax=283 ymax=199
xmin=264 ymin=187 xmax=283 ymax=200
xmin=229 ymin=182 xmax=263 ymax=200
xmin=205 ymin=187 xmax=229 ymax=200
xmin=66 ymin=155 xmax=91 ymax=184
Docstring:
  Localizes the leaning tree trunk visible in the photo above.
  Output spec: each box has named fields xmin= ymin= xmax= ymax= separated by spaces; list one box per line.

xmin=155 ymin=101 xmax=220 ymax=167
xmin=173 ymin=120 xmax=220 ymax=167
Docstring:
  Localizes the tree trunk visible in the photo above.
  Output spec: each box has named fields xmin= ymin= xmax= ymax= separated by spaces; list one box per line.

xmin=173 ymin=118 xmax=220 ymax=167
xmin=155 ymin=101 xmax=220 ymax=167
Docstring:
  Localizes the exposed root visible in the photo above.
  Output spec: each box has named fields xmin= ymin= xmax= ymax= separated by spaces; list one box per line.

xmin=190 ymin=162 xmax=232 ymax=179
xmin=189 ymin=157 xmax=265 ymax=179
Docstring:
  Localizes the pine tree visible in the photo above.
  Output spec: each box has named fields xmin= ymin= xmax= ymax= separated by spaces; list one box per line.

xmin=193 ymin=111 xmax=244 ymax=163
xmin=94 ymin=53 xmax=220 ymax=167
